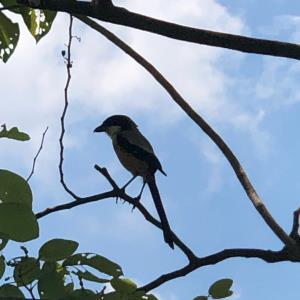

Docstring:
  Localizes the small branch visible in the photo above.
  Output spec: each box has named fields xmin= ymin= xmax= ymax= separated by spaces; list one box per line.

xmin=94 ymin=164 xmax=119 ymax=190
xmin=35 ymin=191 xmax=116 ymax=219
xmin=139 ymin=248 xmax=296 ymax=292
xmin=290 ymin=208 xmax=300 ymax=242
xmin=16 ymin=0 xmax=300 ymax=61
xmin=27 ymin=126 xmax=49 ymax=182
xmin=76 ymin=16 xmax=294 ymax=247
xmin=59 ymin=14 xmax=79 ymax=199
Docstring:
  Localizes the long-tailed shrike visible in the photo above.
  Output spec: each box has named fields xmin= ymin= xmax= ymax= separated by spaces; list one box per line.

xmin=94 ymin=115 xmax=174 ymax=249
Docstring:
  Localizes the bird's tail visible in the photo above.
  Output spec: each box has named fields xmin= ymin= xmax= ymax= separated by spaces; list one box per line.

xmin=147 ymin=175 xmax=174 ymax=249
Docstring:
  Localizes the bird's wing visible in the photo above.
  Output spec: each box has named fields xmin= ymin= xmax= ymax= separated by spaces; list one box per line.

xmin=121 ymin=129 xmax=154 ymax=153
xmin=117 ymin=131 xmax=165 ymax=175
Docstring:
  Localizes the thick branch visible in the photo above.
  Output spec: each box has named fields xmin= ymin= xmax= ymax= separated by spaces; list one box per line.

xmin=16 ymin=0 xmax=300 ymax=60
xmin=139 ymin=248 xmax=296 ymax=292
xmin=76 ymin=16 xmax=294 ymax=247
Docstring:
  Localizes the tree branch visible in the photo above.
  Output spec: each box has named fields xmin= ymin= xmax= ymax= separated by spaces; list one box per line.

xmin=139 ymin=248 xmax=297 ymax=292
xmin=16 ymin=0 xmax=300 ymax=60
xmin=27 ymin=126 xmax=49 ymax=182
xmin=59 ymin=14 xmax=79 ymax=200
xmin=75 ymin=16 xmax=295 ymax=247
xmin=290 ymin=208 xmax=300 ymax=242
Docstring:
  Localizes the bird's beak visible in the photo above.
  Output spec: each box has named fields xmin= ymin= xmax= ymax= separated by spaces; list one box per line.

xmin=94 ymin=124 xmax=105 ymax=133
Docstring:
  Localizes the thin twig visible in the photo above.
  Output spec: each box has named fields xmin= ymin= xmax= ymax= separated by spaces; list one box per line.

xmin=75 ymin=15 xmax=295 ymax=247
xmin=59 ymin=14 xmax=79 ymax=199
xmin=27 ymin=126 xmax=49 ymax=182
xmin=290 ymin=208 xmax=300 ymax=242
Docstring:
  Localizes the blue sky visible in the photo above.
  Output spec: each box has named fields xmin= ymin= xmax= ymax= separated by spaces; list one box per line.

xmin=1 ymin=0 xmax=300 ymax=299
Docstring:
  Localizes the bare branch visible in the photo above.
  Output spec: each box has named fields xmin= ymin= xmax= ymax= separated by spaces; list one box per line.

xmin=16 ymin=0 xmax=300 ymax=61
xmin=139 ymin=248 xmax=297 ymax=292
xmin=27 ymin=126 xmax=49 ymax=182
xmin=75 ymin=16 xmax=295 ymax=247
xmin=94 ymin=164 xmax=119 ymax=190
xmin=59 ymin=14 xmax=79 ymax=199
xmin=290 ymin=208 xmax=300 ymax=242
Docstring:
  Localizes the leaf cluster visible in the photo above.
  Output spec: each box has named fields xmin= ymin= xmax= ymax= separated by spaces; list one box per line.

xmin=0 ymin=0 xmax=56 ymax=62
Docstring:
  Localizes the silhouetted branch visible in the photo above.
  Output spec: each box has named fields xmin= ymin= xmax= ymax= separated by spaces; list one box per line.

xmin=75 ymin=16 xmax=295 ymax=247
xmin=16 ymin=0 xmax=300 ymax=60
xmin=59 ymin=14 xmax=79 ymax=199
xmin=290 ymin=208 xmax=300 ymax=242
xmin=94 ymin=164 xmax=119 ymax=190
xmin=139 ymin=248 xmax=297 ymax=292
xmin=27 ymin=126 xmax=49 ymax=182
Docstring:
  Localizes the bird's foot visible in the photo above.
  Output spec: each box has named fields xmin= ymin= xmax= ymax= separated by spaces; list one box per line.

xmin=131 ymin=195 xmax=141 ymax=212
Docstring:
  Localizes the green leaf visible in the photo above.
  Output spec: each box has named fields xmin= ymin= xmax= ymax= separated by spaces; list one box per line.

xmin=0 ymin=0 xmax=21 ymax=14
xmin=209 ymin=279 xmax=233 ymax=299
xmin=103 ymin=291 xmax=123 ymax=300
xmin=0 ymin=169 xmax=32 ymax=207
xmin=75 ymin=269 xmax=110 ymax=283
xmin=65 ymin=282 xmax=74 ymax=294
xmin=0 ymin=203 xmax=39 ymax=242
xmin=63 ymin=253 xmax=123 ymax=277
xmin=39 ymin=238 xmax=79 ymax=262
xmin=0 ymin=284 xmax=25 ymax=298
xmin=20 ymin=8 xmax=56 ymax=42
xmin=13 ymin=257 xmax=40 ymax=286
xmin=0 ymin=12 xmax=19 ymax=62
xmin=38 ymin=261 xmax=67 ymax=299
xmin=0 ymin=233 xmax=9 ymax=250
xmin=69 ymin=289 xmax=98 ymax=300
xmin=110 ymin=277 xmax=137 ymax=294
xmin=193 ymin=297 xmax=208 ymax=300
xmin=146 ymin=295 xmax=159 ymax=300
xmin=0 ymin=255 xmax=5 ymax=279
xmin=0 ymin=125 xmax=30 ymax=141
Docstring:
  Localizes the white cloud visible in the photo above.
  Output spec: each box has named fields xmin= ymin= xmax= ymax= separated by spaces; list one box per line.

xmin=0 ymin=1 xmax=251 ymax=185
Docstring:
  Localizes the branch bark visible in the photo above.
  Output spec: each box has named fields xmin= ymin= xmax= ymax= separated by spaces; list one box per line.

xmin=16 ymin=0 xmax=300 ymax=60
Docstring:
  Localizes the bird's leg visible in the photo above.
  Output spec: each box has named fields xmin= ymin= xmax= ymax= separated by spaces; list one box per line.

xmin=131 ymin=180 xmax=146 ymax=211
xmin=121 ymin=175 xmax=137 ymax=191
xmin=137 ymin=181 xmax=146 ymax=200
xmin=119 ymin=175 xmax=137 ymax=204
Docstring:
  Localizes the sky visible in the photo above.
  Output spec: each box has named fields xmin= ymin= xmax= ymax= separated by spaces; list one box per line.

xmin=1 ymin=0 xmax=300 ymax=299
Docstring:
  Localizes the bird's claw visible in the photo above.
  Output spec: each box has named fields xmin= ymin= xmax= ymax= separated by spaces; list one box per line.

xmin=131 ymin=196 xmax=141 ymax=212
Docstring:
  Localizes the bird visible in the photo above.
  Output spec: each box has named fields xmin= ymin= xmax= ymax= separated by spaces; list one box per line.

xmin=94 ymin=115 xmax=174 ymax=249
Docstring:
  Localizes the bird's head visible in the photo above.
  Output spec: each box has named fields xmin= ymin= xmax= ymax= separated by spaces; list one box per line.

xmin=94 ymin=115 xmax=137 ymax=138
